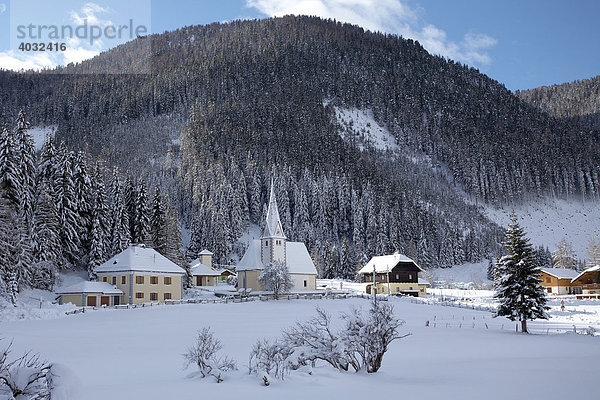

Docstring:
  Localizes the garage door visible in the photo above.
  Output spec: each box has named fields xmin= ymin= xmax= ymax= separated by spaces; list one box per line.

xmin=87 ymin=296 xmax=97 ymax=306
xmin=100 ymin=296 xmax=110 ymax=306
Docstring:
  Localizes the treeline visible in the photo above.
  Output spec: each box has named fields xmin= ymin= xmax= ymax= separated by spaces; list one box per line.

xmin=0 ymin=111 xmax=184 ymax=305
xmin=516 ymin=75 xmax=600 ymax=130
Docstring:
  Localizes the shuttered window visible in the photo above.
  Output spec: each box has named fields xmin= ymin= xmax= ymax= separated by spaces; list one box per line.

xmin=136 ymin=292 xmax=144 ymax=299
xmin=121 ymin=276 xmax=126 ymax=284
xmin=150 ymin=276 xmax=158 ymax=285
xmin=136 ymin=276 xmax=144 ymax=284
xmin=164 ymin=277 xmax=172 ymax=285
xmin=150 ymin=293 xmax=158 ymax=301
xmin=164 ymin=293 xmax=172 ymax=300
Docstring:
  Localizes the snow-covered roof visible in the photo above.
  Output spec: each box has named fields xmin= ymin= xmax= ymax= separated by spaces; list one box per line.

xmin=418 ymin=278 xmax=430 ymax=286
xmin=262 ymin=181 xmax=286 ymax=239
xmin=358 ymin=253 xmax=423 ymax=274
xmin=95 ymin=245 xmax=186 ymax=275
xmin=199 ymin=249 xmax=214 ymax=255
xmin=57 ymin=281 xmax=123 ymax=295
xmin=571 ymin=265 xmax=600 ymax=283
xmin=539 ymin=268 xmax=580 ymax=280
xmin=191 ymin=262 xmax=221 ymax=276
xmin=237 ymin=240 xmax=317 ymax=275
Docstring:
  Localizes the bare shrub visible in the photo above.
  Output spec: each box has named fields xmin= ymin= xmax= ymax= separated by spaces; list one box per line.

xmin=183 ymin=328 xmax=237 ymax=383
xmin=0 ymin=341 xmax=53 ymax=399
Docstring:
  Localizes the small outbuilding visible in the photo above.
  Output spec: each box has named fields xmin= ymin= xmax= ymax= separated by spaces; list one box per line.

xmin=56 ymin=281 xmax=123 ymax=307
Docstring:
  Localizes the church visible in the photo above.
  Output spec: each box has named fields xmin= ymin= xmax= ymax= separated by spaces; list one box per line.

xmin=237 ymin=182 xmax=318 ymax=292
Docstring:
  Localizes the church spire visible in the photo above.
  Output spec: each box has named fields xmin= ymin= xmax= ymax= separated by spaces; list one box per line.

xmin=262 ymin=178 xmax=286 ymax=239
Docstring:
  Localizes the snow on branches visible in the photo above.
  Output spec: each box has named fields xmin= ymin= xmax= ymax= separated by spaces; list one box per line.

xmin=258 ymin=261 xmax=292 ymax=299
xmin=249 ymin=302 xmax=409 ymax=384
xmin=494 ymin=215 xmax=549 ymax=333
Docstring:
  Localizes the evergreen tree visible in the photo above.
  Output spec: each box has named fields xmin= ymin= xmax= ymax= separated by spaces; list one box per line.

xmin=150 ymin=187 xmax=168 ymax=254
xmin=494 ymin=216 xmax=548 ymax=333
xmin=133 ymin=178 xmax=151 ymax=244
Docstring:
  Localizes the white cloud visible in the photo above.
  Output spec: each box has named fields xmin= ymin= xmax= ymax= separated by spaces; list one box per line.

xmin=246 ymin=0 xmax=497 ymax=67
xmin=0 ymin=2 xmax=110 ymax=71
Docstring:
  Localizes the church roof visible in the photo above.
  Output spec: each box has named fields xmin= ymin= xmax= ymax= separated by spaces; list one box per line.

xmin=358 ymin=253 xmax=423 ymax=274
xmin=95 ymin=245 xmax=186 ymax=275
xmin=262 ymin=180 xmax=286 ymax=239
xmin=237 ymin=240 xmax=317 ymax=275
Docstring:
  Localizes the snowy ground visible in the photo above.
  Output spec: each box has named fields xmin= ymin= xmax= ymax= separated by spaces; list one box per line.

xmin=1 ymin=296 xmax=599 ymax=400
xmin=483 ymin=198 xmax=600 ymax=259
xmin=428 ymin=261 xmax=491 ymax=288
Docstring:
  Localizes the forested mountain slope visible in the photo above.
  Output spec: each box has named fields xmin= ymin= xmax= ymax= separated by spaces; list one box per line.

xmin=516 ymin=75 xmax=600 ymax=131
xmin=1 ymin=16 xmax=599 ymax=275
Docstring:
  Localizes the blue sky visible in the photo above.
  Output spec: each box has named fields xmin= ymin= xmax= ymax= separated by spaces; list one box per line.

xmin=1 ymin=0 xmax=598 ymax=91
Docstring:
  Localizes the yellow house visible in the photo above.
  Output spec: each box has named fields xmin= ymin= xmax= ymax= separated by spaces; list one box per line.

xmin=56 ymin=281 xmax=123 ymax=307
xmin=237 ymin=181 xmax=317 ymax=292
xmin=95 ymin=245 xmax=186 ymax=304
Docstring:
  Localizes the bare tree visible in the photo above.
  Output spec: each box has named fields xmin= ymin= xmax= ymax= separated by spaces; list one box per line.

xmin=183 ymin=328 xmax=237 ymax=383
xmin=258 ymin=261 xmax=292 ymax=299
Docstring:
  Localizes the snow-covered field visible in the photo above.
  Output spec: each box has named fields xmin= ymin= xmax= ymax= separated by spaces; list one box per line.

xmin=2 ymin=296 xmax=598 ymax=400
xmin=484 ymin=198 xmax=600 ymax=258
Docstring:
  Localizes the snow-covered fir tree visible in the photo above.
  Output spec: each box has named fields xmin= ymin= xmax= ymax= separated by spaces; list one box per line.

xmin=494 ymin=216 xmax=549 ymax=333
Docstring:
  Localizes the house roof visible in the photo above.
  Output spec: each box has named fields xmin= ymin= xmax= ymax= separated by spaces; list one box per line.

xmin=95 ymin=245 xmax=186 ymax=275
xmin=358 ymin=253 xmax=423 ymax=274
xmin=56 ymin=281 xmax=123 ymax=295
xmin=571 ymin=265 xmax=600 ymax=283
xmin=190 ymin=261 xmax=221 ymax=276
xmin=237 ymin=240 xmax=317 ymax=275
xmin=418 ymin=278 xmax=431 ymax=286
xmin=539 ymin=268 xmax=580 ymax=280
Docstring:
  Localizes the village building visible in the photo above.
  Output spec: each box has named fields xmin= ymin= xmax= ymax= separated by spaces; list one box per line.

xmin=571 ymin=266 xmax=600 ymax=298
xmin=95 ymin=245 xmax=186 ymax=304
xmin=190 ymin=250 xmax=221 ymax=286
xmin=56 ymin=281 xmax=123 ymax=307
xmin=537 ymin=268 xmax=582 ymax=295
xmin=358 ymin=253 xmax=426 ymax=296
xmin=237 ymin=182 xmax=317 ymax=292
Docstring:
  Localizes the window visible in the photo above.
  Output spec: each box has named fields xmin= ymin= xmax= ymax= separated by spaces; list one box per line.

xmin=164 ymin=292 xmax=172 ymax=300
xmin=408 ymin=274 xmax=412 ymax=280
xmin=396 ymin=287 xmax=400 ymax=292
xmin=547 ymin=287 xmax=552 ymax=293
xmin=136 ymin=276 xmax=144 ymax=284
xmin=303 ymin=280 xmax=307 ymax=287
xmin=276 ymin=240 xmax=281 ymax=245
xmin=121 ymin=276 xmax=126 ymax=284
xmin=396 ymin=274 xmax=399 ymax=280
xmin=164 ymin=277 xmax=172 ymax=285
xmin=420 ymin=287 xmax=424 ymax=292
xmin=136 ymin=292 xmax=144 ymax=299
xmin=409 ymin=286 xmax=413 ymax=290
xmin=103 ymin=277 xmax=107 ymax=282
xmin=265 ymin=241 xmax=268 ymax=246
xmin=150 ymin=276 xmax=158 ymax=285
xmin=150 ymin=293 xmax=158 ymax=301
xmin=546 ymin=277 xmax=551 ymax=283
xmin=112 ymin=276 xmax=116 ymax=285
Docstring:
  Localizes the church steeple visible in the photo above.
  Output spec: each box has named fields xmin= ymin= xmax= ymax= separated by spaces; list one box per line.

xmin=261 ymin=178 xmax=286 ymax=240
xmin=260 ymin=178 xmax=286 ymax=266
